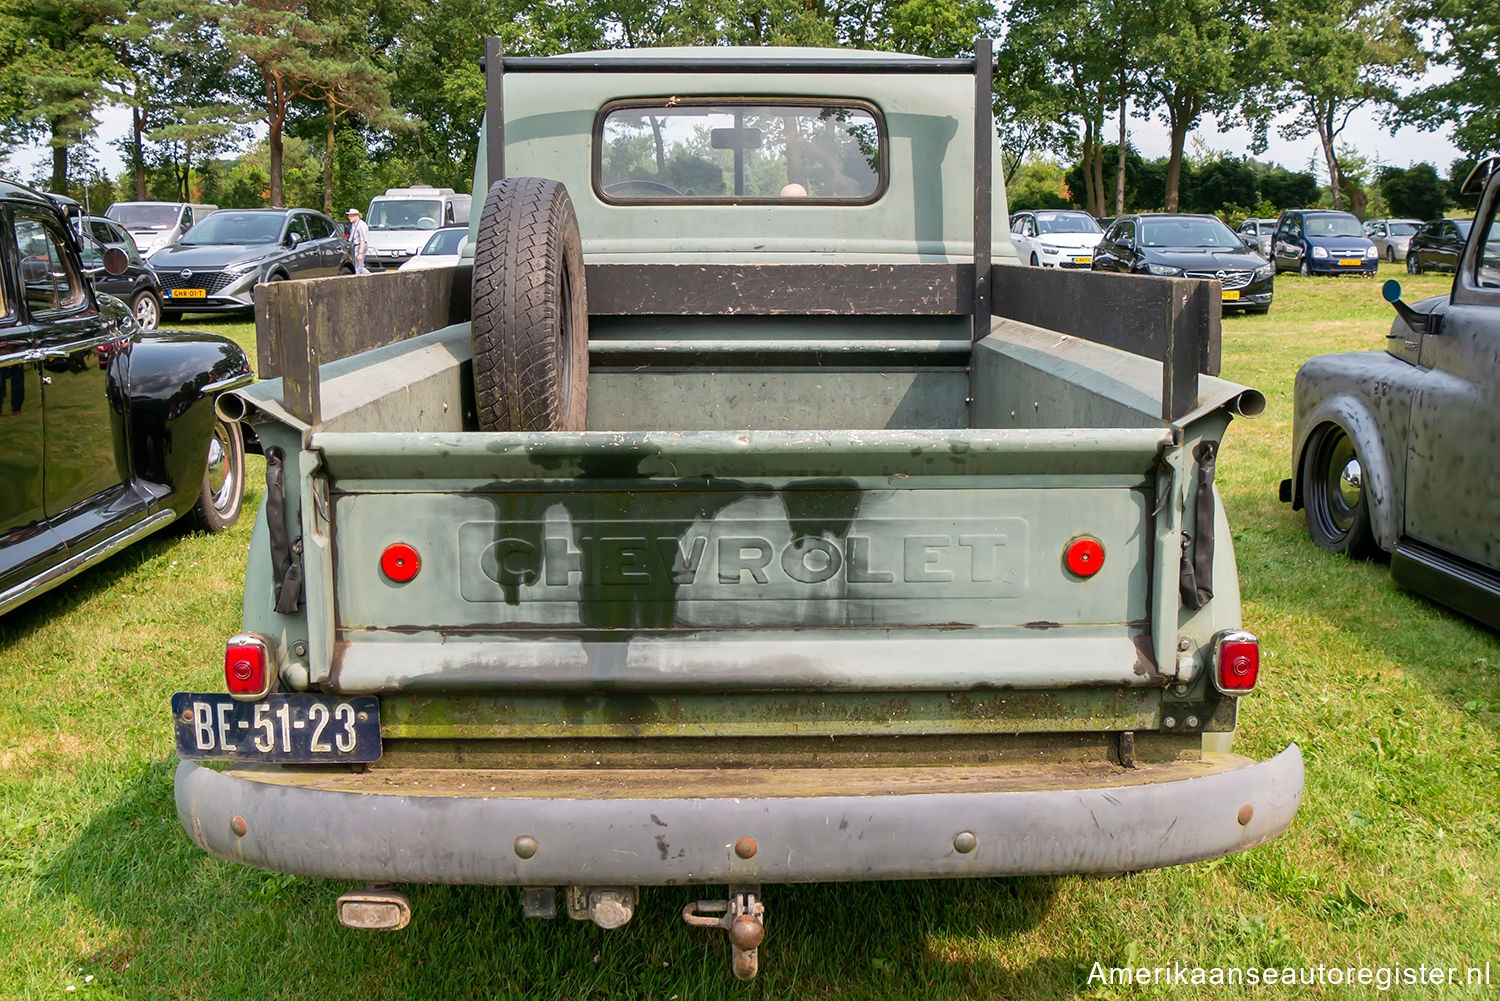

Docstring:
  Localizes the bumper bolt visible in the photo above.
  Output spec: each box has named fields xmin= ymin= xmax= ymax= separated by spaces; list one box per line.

xmin=734 ymin=837 xmax=758 ymax=859
xmin=1237 ymin=804 xmax=1254 ymax=826
xmin=1163 ymin=716 xmax=1177 ymax=729
xmin=953 ymin=830 xmax=977 ymax=854
xmin=1187 ymin=715 xmax=1200 ymax=728
xmin=514 ymin=836 xmax=538 ymax=860
xmin=229 ymin=815 xmax=247 ymax=838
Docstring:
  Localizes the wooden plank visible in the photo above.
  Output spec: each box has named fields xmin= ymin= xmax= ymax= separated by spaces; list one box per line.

xmin=1163 ymin=280 xmax=1221 ymax=422
xmin=583 ymin=263 xmax=972 ymax=315
xmin=971 ymin=36 xmax=993 ymax=342
xmin=989 ymin=263 xmax=1220 ymax=385
xmin=253 ymin=267 xmax=473 ymax=425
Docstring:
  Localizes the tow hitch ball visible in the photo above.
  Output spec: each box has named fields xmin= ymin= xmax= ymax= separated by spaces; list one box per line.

xmin=682 ymin=888 xmax=766 ymax=980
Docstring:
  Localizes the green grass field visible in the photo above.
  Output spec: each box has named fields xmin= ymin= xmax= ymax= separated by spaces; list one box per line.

xmin=2 ymin=265 xmax=1497 ymax=999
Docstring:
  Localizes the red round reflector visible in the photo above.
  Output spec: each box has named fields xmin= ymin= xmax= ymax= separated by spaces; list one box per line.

xmin=381 ymin=543 xmax=421 ymax=583
xmin=229 ymin=658 xmax=254 ymax=681
xmin=1065 ymin=537 xmax=1105 ymax=577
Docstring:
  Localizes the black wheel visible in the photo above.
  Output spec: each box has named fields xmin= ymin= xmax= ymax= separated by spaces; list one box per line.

xmin=470 ymin=176 xmax=589 ymax=432
xmin=1385 ymin=247 xmax=1395 ymax=263
xmin=132 ymin=290 xmax=161 ymax=330
xmin=1407 ymin=253 xmax=1421 ymax=275
xmin=1030 ymin=253 xmax=1039 ymax=266
xmin=339 ymin=263 xmax=354 ymax=276
xmin=192 ymin=415 xmax=245 ymax=532
xmin=1303 ymin=424 xmax=1377 ymax=559
xmin=1299 ymin=258 xmax=1311 ymax=277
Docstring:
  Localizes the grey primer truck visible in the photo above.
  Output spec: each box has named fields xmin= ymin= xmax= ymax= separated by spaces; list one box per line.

xmin=173 ymin=42 xmax=1302 ymax=979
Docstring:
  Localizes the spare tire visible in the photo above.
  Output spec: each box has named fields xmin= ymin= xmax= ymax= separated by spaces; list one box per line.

xmin=471 ymin=177 xmax=589 ymax=431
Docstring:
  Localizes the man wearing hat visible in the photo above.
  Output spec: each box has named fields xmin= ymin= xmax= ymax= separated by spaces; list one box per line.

xmin=347 ymin=207 xmax=370 ymax=274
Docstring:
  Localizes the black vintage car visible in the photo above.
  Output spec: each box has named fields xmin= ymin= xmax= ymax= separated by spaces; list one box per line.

xmin=1 ymin=179 xmax=253 ymax=617
xmin=1281 ymin=156 xmax=1500 ymax=627
xmin=147 ymin=207 xmax=352 ymax=318
xmin=1405 ymin=218 xmax=1473 ymax=275
xmin=1093 ymin=213 xmax=1275 ymax=313
xmin=75 ymin=214 xmax=167 ymax=330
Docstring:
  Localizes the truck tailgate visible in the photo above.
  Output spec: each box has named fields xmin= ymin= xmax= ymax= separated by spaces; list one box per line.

xmin=306 ymin=428 xmax=1176 ymax=693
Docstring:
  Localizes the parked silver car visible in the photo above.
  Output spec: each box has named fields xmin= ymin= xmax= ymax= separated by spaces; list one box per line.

xmin=1364 ymin=218 xmax=1422 ymax=263
xmin=1236 ymin=217 xmax=1276 ymax=257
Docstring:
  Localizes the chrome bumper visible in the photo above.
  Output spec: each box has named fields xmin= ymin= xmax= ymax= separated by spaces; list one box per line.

xmin=176 ymin=745 xmax=1303 ymax=885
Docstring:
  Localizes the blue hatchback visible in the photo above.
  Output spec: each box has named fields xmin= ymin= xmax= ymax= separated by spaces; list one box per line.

xmin=1271 ymin=209 xmax=1379 ymax=276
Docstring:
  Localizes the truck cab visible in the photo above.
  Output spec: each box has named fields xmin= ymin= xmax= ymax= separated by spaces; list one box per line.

xmin=1284 ymin=156 xmax=1500 ymax=626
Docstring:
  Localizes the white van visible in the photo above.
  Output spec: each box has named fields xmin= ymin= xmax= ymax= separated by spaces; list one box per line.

xmin=362 ymin=185 xmax=472 ymax=269
xmin=104 ymin=201 xmax=218 ymax=256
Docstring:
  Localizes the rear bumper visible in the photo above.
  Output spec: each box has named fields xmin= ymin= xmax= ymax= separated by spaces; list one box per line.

xmin=175 ymin=744 xmax=1303 ymax=885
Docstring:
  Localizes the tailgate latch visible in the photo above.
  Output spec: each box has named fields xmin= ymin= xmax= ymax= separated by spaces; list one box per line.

xmin=683 ymin=887 xmax=766 ymax=980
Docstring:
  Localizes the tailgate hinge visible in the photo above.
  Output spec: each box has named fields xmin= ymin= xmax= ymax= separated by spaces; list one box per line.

xmin=1179 ymin=441 xmax=1216 ymax=611
xmin=265 ymin=447 xmax=304 ymax=614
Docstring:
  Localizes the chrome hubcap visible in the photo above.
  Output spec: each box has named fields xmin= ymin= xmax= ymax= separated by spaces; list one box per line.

xmin=207 ymin=431 xmax=233 ymax=509
xmin=136 ymin=295 xmax=158 ymax=328
xmin=1337 ymin=458 xmax=1363 ymax=508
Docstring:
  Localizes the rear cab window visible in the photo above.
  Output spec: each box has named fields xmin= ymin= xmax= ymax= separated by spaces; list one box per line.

xmin=595 ymin=100 xmax=887 ymax=204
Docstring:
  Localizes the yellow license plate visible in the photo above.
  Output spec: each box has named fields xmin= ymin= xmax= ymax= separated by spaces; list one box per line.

xmin=1338 ymin=259 xmax=1362 ymax=267
xmin=1072 ymin=256 xmax=1092 ymax=265
xmin=168 ymin=288 xmax=206 ymax=299
xmin=1222 ymin=290 xmax=1240 ymax=301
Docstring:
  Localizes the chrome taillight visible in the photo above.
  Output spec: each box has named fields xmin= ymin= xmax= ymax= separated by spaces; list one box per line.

xmin=1212 ymin=629 xmax=1260 ymax=695
xmin=225 ymin=633 xmax=274 ymax=700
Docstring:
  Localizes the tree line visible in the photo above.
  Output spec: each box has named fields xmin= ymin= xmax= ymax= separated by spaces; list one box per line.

xmin=0 ymin=0 xmax=1494 ymax=219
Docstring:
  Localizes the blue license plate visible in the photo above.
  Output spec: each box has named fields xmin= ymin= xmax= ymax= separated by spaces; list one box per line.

xmin=171 ymin=692 xmax=381 ymax=763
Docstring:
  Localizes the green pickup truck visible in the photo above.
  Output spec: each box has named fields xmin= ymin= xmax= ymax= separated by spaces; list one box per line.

xmin=172 ymin=41 xmax=1301 ymax=979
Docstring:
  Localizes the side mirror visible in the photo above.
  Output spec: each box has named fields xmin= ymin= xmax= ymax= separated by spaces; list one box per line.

xmin=1383 ymin=279 xmax=1441 ymax=337
xmin=102 ymin=247 xmax=129 ymax=276
xmin=285 ymin=231 xmax=302 ymax=249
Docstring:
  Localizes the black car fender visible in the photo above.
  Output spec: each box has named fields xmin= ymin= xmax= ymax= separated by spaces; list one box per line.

xmin=1290 ymin=350 xmax=1417 ymax=552
xmin=118 ymin=321 xmax=253 ymax=517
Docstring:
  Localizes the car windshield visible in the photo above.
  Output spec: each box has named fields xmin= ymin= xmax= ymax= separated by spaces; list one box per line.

xmin=1303 ymin=213 xmax=1365 ymax=238
xmin=421 ymin=228 xmax=467 ymax=255
xmin=107 ymin=204 xmax=180 ymax=229
xmin=1140 ymin=217 xmax=1240 ymax=248
xmin=1454 ymin=219 xmax=1473 ymax=238
xmin=1257 ymin=222 xmax=1275 ymax=234
xmin=178 ymin=212 xmax=285 ymax=246
xmin=1035 ymin=212 xmax=1101 ymax=235
xmin=1388 ymin=222 xmax=1419 ymax=236
xmin=367 ymin=199 xmax=444 ymax=231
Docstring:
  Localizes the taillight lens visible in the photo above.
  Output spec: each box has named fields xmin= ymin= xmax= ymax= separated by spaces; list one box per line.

xmin=1064 ymin=536 xmax=1105 ymax=577
xmin=1213 ymin=630 xmax=1260 ymax=694
xmin=225 ymin=634 xmax=272 ymax=699
xmin=381 ymin=543 xmax=420 ymax=583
